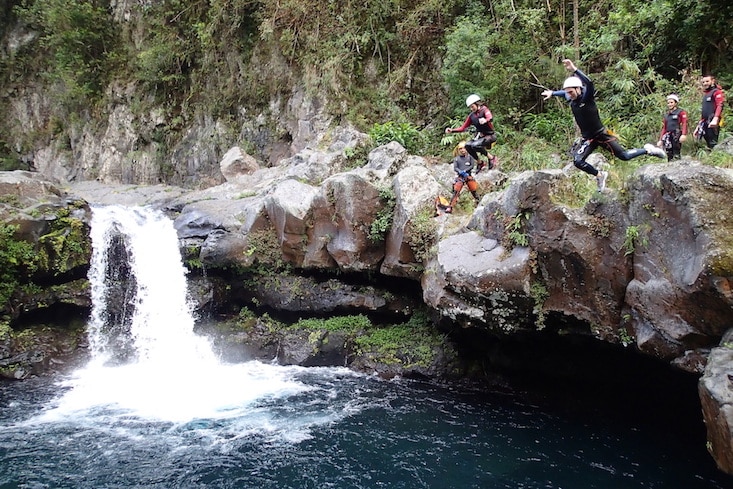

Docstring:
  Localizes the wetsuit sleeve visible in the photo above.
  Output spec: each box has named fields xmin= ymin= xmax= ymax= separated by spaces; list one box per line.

xmin=482 ymin=106 xmax=493 ymax=121
xmin=573 ymin=69 xmax=595 ymax=103
xmin=450 ymin=115 xmax=473 ymax=133
xmin=452 ymin=157 xmax=460 ymax=173
xmin=680 ymin=110 xmax=688 ymax=135
xmin=550 ymin=90 xmax=568 ymax=99
xmin=713 ymin=89 xmax=725 ymax=119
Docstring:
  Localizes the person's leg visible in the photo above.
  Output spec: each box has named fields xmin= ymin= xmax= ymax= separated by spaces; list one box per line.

xmin=450 ymin=178 xmax=464 ymax=207
xmin=705 ymin=126 xmax=719 ymax=148
xmin=465 ymin=140 xmax=487 ymax=161
xmin=467 ymin=177 xmax=480 ymax=204
xmin=671 ymin=134 xmax=682 ymax=160
xmin=603 ymin=138 xmax=646 ymax=160
xmin=477 ymin=134 xmax=498 ymax=169
xmin=572 ymin=138 xmax=600 ymax=175
xmin=602 ymin=136 xmax=666 ymax=160
xmin=572 ymin=138 xmax=608 ymax=191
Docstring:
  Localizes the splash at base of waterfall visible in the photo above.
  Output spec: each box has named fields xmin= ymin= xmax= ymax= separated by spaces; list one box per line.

xmin=47 ymin=205 xmax=324 ymax=425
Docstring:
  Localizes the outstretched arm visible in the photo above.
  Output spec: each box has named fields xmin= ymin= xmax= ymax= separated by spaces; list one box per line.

xmin=541 ymin=89 xmax=567 ymax=100
xmin=562 ymin=59 xmax=578 ymax=72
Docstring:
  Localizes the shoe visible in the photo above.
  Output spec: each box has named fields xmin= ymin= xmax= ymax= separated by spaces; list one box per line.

xmin=488 ymin=155 xmax=498 ymax=170
xmin=596 ymin=170 xmax=608 ymax=192
xmin=476 ymin=161 xmax=486 ymax=173
xmin=644 ymin=143 xmax=667 ymax=159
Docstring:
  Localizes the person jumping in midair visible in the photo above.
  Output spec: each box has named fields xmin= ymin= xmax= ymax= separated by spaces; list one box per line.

xmin=542 ymin=59 xmax=666 ymax=191
xmin=445 ymin=94 xmax=499 ymax=172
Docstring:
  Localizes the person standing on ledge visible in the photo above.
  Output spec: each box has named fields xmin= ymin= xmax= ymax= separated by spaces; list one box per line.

xmin=694 ymin=74 xmax=725 ymax=149
xmin=542 ymin=59 xmax=666 ymax=192
xmin=657 ymin=94 xmax=688 ymax=160
xmin=449 ymin=141 xmax=481 ymax=209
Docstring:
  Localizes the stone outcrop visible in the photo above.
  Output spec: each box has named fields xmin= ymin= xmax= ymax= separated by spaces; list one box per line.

xmin=4 ymin=136 xmax=733 ymax=474
xmin=700 ymin=329 xmax=733 ymax=475
xmin=0 ymin=171 xmax=92 ymax=379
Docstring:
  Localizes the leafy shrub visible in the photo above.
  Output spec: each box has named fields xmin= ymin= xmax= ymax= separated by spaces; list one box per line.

xmin=369 ymin=121 xmax=427 ymax=154
xmin=369 ymin=186 xmax=396 ymax=243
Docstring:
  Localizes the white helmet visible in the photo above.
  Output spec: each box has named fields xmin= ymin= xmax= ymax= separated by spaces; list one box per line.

xmin=562 ymin=76 xmax=583 ymax=89
xmin=666 ymin=94 xmax=679 ymax=103
xmin=465 ymin=94 xmax=482 ymax=107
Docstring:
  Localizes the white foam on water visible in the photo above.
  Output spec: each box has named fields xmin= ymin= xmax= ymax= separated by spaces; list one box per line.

xmin=37 ymin=205 xmax=356 ymax=433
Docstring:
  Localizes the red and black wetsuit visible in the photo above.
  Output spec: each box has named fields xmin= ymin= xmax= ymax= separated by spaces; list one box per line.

xmin=660 ymin=108 xmax=688 ymax=159
xmin=448 ymin=105 xmax=497 ymax=162
xmin=700 ymin=85 xmax=725 ymax=148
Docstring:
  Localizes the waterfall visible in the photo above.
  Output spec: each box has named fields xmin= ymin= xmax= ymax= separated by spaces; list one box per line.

xmin=87 ymin=205 xmax=215 ymax=367
xmin=42 ymin=205 xmax=312 ymax=424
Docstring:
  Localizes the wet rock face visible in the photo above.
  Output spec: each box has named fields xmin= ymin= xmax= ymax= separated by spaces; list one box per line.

xmin=624 ymin=165 xmax=733 ymax=362
xmin=699 ymin=329 xmax=733 ymax=475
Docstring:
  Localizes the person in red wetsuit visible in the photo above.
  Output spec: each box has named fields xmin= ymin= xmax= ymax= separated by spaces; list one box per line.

xmin=656 ymin=94 xmax=688 ymax=160
xmin=541 ymin=59 xmax=666 ymax=192
xmin=694 ymin=74 xmax=726 ymax=149
xmin=445 ymin=94 xmax=499 ymax=171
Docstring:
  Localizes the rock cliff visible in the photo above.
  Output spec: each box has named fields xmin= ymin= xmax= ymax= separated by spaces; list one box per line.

xmin=2 ymin=135 xmax=733 ymax=473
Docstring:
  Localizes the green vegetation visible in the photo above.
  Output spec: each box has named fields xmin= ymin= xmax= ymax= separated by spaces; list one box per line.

xmin=14 ymin=0 xmax=121 ymax=109
xmin=623 ymin=224 xmax=649 ymax=256
xmin=353 ymin=309 xmax=445 ymax=368
xmin=404 ymin=207 xmax=439 ymax=263
xmin=503 ymin=210 xmax=531 ymax=248
xmin=369 ymin=121 xmax=428 ymax=155
xmin=368 ymin=186 xmax=396 ymax=243
xmin=292 ymin=314 xmax=372 ymax=333
xmin=0 ymin=204 xmax=91 ymax=315
xmin=1 ymin=0 xmax=729 ymax=173
xmin=550 ymin=171 xmax=598 ymax=208
xmin=0 ymin=223 xmax=37 ymax=309
xmin=530 ymin=281 xmax=549 ymax=330
xmin=35 ymin=209 xmax=91 ymax=275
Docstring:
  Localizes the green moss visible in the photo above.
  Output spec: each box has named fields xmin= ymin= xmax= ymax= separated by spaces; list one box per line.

xmin=0 ymin=223 xmax=37 ymax=309
xmin=404 ymin=207 xmax=439 ymax=263
xmin=292 ymin=314 xmax=372 ymax=333
xmin=530 ymin=281 xmax=549 ymax=330
xmin=353 ymin=309 xmax=443 ymax=368
xmin=368 ymin=186 xmax=396 ymax=243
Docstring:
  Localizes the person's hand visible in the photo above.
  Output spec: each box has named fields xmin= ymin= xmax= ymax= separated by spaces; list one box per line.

xmin=459 ymin=171 xmax=468 ymax=178
xmin=710 ymin=117 xmax=719 ymax=128
xmin=541 ymin=89 xmax=553 ymax=100
xmin=656 ymin=140 xmax=663 ymax=147
xmin=445 ymin=128 xmax=452 ymax=134
xmin=478 ymin=117 xmax=487 ymax=124
xmin=680 ymin=135 xmax=687 ymax=142
xmin=562 ymin=59 xmax=577 ymax=72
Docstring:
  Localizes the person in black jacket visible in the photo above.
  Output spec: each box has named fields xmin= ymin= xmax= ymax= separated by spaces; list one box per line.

xmin=542 ymin=59 xmax=666 ymax=191
xmin=694 ymin=74 xmax=726 ymax=149
xmin=656 ymin=94 xmax=688 ymax=160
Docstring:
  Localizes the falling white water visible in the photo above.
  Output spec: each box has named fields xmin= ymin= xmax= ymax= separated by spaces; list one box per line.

xmin=86 ymin=205 xmax=214 ymax=367
xmin=41 ymin=205 xmax=321 ymax=426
